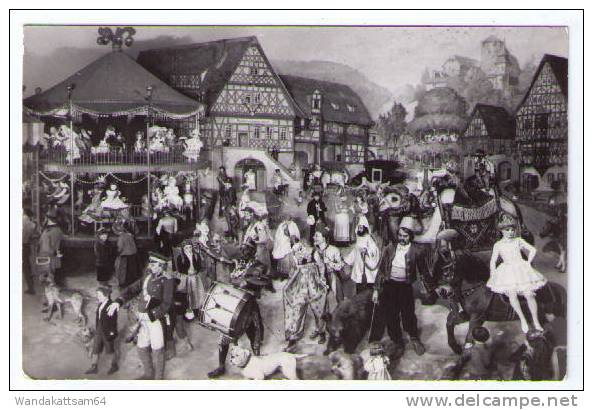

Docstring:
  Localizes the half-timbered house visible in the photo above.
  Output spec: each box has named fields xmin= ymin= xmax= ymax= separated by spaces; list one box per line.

xmin=462 ymin=104 xmax=515 ymax=156
xmin=515 ymin=54 xmax=568 ymax=192
xmin=280 ymin=75 xmax=373 ymax=176
xmin=137 ymin=36 xmax=304 ymax=189
xmin=461 ymin=104 xmax=518 ymax=183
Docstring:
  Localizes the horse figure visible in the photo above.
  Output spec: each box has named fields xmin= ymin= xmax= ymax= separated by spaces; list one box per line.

xmin=539 ymin=208 xmax=567 ymax=273
xmin=430 ymin=248 xmax=567 ymax=354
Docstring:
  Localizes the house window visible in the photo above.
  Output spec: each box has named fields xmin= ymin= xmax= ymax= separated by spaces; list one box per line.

xmin=244 ymin=94 xmax=252 ymax=104
xmin=313 ymin=98 xmax=321 ymax=110
xmin=253 ymin=126 xmax=261 ymax=139
xmin=254 ymin=93 xmax=262 ymax=104
xmin=371 ymin=168 xmax=382 ymax=183
xmin=224 ymin=125 xmax=232 ymax=139
xmin=547 ymin=173 xmax=555 ymax=184
xmin=330 ymin=102 xmax=340 ymax=110
xmin=279 ymin=128 xmax=287 ymax=140
xmin=535 ymin=113 xmax=549 ymax=130
xmin=250 ymin=67 xmax=259 ymax=76
xmin=266 ymin=127 xmax=273 ymax=139
xmin=344 ymin=144 xmax=365 ymax=163
xmin=347 ymin=104 xmax=356 ymax=112
xmin=312 ymin=90 xmax=321 ymax=111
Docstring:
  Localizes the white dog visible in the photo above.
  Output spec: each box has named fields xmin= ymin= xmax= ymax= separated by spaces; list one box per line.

xmin=229 ymin=346 xmax=307 ymax=380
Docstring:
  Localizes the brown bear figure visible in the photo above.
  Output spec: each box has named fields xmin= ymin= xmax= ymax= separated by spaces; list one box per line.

xmin=325 ymin=289 xmax=374 ymax=355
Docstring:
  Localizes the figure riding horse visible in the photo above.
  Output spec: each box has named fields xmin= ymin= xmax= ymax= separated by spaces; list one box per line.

xmin=429 ymin=234 xmax=567 ymax=354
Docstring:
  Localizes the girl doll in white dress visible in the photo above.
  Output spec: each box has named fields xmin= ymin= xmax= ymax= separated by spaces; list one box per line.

xmin=100 ymin=184 xmax=129 ymax=211
xmin=487 ymin=214 xmax=548 ymax=333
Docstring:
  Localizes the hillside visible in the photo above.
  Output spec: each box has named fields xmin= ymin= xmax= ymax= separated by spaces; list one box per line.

xmin=272 ymin=59 xmax=393 ymax=120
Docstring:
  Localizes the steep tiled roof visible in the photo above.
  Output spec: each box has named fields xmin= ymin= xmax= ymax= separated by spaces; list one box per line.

xmin=280 ymin=75 xmax=372 ymax=126
xmin=469 ymin=104 xmax=515 ymax=139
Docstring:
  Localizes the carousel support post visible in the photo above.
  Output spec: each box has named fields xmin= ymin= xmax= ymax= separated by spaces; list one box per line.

xmin=67 ymin=84 xmax=75 ymax=235
xmin=34 ymin=150 xmax=40 ymax=227
xmin=70 ymin=172 xmax=75 ymax=235
xmin=146 ymin=86 xmax=153 ymax=237
xmin=195 ymin=113 xmax=201 ymax=219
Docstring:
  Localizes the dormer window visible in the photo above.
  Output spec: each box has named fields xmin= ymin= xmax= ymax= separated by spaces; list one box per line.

xmin=330 ymin=102 xmax=340 ymax=110
xmin=312 ymin=90 xmax=321 ymax=112
xmin=347 ymin=104 xmax=355 ymax=112
xmin=250 ymin=67 xmax=259 ymax=76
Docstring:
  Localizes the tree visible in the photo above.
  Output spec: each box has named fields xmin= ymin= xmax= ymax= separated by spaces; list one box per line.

xmin=377 ymin=101 xmax=408 ymax=159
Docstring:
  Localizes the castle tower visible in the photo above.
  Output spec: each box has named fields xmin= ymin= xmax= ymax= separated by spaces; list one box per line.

xmin=480 ymin=35 xmax=520 ymax=96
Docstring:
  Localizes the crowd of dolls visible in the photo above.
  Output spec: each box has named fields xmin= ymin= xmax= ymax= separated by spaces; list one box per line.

xmin=39 ymin=124 xmax=203 ymax=163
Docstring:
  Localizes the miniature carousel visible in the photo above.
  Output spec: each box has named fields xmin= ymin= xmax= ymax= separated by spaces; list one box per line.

xmin=23 ymin=27 xmax=207 ymax=245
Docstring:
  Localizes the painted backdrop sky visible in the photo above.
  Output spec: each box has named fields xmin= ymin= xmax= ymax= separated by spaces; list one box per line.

xmin=23 ymin=25 xmax=568 ymax=111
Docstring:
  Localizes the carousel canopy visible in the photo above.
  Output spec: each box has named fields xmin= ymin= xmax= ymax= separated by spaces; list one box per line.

xmin=23 ymin=51 xmax=202 ymax=119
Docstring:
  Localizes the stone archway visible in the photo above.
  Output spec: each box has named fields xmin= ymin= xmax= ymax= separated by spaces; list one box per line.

xmin=235 ymin=158 xmax=267 ymax=191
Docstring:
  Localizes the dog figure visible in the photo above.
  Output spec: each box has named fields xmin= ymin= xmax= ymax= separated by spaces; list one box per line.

xmin=329 ymin=351 xmax=366 ymax=380
xmin=76 ymin=326 xmax=95 ymax=358
xmin=230 ymin=346 xmax=307 ymax=380
xmin=39 ymin=272 xmax=87 ymax=326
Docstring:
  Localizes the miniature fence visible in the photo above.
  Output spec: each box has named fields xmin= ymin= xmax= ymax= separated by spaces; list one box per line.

xmin=39 ymin=147 xmax=203 ymax=166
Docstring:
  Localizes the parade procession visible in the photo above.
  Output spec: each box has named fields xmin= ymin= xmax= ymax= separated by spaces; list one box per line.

xmin=20 ymin=25 xmax=570 ymax=382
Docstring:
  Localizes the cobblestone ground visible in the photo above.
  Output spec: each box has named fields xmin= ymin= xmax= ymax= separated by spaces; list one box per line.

xmin=21 ymin=188 xmax=567 ymax=381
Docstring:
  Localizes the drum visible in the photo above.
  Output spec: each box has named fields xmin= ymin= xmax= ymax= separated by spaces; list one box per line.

xmin=197 ymin=281 xmax=253 ymax=338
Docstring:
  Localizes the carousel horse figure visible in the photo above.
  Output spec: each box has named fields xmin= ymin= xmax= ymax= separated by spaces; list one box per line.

xmin=429 ymin=234 xmax=567 ymax=354
xmin=79 ymin=185 xmax=108 ymax=225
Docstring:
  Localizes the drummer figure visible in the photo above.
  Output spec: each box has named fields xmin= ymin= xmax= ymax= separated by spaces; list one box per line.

xmin=207 ymin=240 xmax=270 ymax=378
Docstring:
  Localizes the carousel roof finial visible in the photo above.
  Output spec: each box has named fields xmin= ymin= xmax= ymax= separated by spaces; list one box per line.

xmin=97 ymin=26 xmax=136 ymax=52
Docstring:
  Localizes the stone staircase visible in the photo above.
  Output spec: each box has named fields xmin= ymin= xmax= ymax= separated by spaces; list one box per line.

xmin=212 ymin=146 xmax=302 ymax=192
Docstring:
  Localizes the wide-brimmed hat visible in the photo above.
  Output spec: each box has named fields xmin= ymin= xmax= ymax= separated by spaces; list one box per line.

xmin=497 ymin=213 xmax=518 ymax=230
xmin=399 ymin=216 xmax=423 ymax=234
xmin=436 ymin=229 xmax=459 ymax=242
xmin=243 ymin=206 xmax=256 ymax=215
xmin=384 ymin=184 xmax=408 ymax=197
xmin=148 ymin=251 xmax=170 ymax=263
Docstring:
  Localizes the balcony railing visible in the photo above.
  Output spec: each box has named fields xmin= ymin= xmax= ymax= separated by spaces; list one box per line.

xmin=38 ymin=147 xmax=206 ymax=166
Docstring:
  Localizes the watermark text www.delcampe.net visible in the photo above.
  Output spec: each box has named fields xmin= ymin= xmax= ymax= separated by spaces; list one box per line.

xmin=406 ymin=394 xmax=578 ymax=408
xmin=14 ymin=396 xmax=107 ymax=406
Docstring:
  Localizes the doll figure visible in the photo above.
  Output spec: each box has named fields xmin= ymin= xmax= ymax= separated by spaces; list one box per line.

xmin=100 ymin=184 xmax=128 ymax=211
xmin=487 ymin=214 xmax=547 ymax=333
